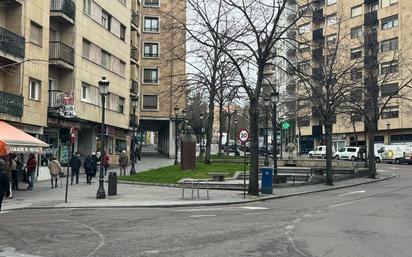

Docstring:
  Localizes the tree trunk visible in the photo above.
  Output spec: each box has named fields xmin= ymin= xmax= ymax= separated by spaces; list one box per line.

xmin=248 ymin=99 xmax=259 ymax=196
xmin=226 ymin=114 xmax=231 ymax=156
xmin=325 ymin=122 xmax=334 ymax=186
xmin=218 ymin=103 xmax=224 ymax=156
xmin=367 ymin=120 xmax=377 ymax=178
xmin=204 ymin=101 xmax=215 ymax=165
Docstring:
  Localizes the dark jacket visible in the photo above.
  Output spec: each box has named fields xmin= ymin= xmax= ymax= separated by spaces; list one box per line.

xmin=91 ymin=155 xmax=98 ymax=173
xmin=69 ymin=155 xmax=82 ymax=171
xmin=26 ymin=157 xmax=37 ymax=173
xmin=0 ymin=169 xmax=10 ymax=198
xmin=83 ymin=157 xmax=95 ymax=176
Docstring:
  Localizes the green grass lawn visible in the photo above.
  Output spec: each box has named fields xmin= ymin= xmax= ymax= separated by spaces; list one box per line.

xmin=119 ymin=163 xmax=248 ymax=184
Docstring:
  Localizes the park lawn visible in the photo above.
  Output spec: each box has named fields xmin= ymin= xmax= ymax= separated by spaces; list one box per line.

xmin=119 ymin=162 xmax=248 ymax=184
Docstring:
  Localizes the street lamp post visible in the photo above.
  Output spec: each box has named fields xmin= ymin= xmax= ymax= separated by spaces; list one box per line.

xmin=264 ymin=98 xmax=270 ymax=166
xmin=182 ymin=108 xmax=187 ymax=132
xmin=97 ymin=77 xmax=109 ymax=199
xmin=386 ymin=122 xmax=391 ymax=145
xmin=174 ymin=106 xmax=179 ymax=165
xmin=234 ymin=116 xmax=239 ymax=156
xmin=130 ymin=95 xmax=139 ymax=175
xmin=200 ymin=113 xmax=204 ymax=158
xmin=271 ymin=92 xmax=279 ymax=184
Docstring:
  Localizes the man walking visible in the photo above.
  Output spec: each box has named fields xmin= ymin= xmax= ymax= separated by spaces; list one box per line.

xmin=118 ymin=150 xmax=128 ymax=176
xmin=26 ymin=154 xmax=37 ymax=190
xmin=0 ymin=160 xmax=11 ymax=212
xmin=69 ymin=152 xmax=81 ymax=185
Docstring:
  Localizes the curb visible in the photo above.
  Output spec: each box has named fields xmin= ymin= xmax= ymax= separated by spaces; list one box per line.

xmin=6 ymin=173 xmax=397 ymax=211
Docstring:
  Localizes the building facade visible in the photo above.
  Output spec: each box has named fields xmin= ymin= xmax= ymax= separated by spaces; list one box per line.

xmin=0 ymin=0 xmax=186 ymax=168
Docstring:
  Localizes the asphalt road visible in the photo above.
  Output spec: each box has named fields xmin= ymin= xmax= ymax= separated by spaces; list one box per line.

xmin=0 ymin=164 xmax=411 ymax=257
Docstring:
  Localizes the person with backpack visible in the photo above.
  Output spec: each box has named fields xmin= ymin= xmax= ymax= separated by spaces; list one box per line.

xmin=26 ymin=154 xmax=37 ymax=190
xmin=84 ymin=155 xmax=94 ymax=185
xmin=0 ymin=160 xmax=11 ymax=212
xmin=69 ymin=152 xmax=81 ymax=185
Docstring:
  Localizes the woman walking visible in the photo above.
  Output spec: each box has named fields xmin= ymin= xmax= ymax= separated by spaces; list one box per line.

xmin=84 ymin=155 xmax=94 ymax=185
xmin=48 ymin=156 xmax=61 ymax=188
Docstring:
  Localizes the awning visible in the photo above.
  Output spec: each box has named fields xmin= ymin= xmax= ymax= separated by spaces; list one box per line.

xmin=0 ymin=121 xmax=49 ymax=155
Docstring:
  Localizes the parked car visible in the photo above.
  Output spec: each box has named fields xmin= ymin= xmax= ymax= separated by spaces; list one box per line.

xmin=308 ymin=145 xmax=335 ymax=159
xmin=377 ymin=144 xmax=412 ymax=164
xmin=334 ymin=147 xmax=362 ymax=161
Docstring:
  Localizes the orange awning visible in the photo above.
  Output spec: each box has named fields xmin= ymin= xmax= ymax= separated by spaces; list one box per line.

xmin=0 ymin=121 xmax=49 ymax=155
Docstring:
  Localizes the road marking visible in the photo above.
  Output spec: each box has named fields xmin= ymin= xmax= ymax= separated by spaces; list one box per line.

xmin=189 ymin=214 xmax=217 ymax=218
xmin=286 ymin=225 xmax=295 ymax=230
xmin=329 ymin=198 xmax=365 ymax=208
xmin=303 ymin=214 xmax=312 ymax=218
xmin=143 ymin=250 xmax=160 ymax=255
xmin=293 ymin=218 xmax=302 ymax=224
xmin=338 ymin=190 xmax=366 ymax=197
xmin=176 ymin=208 xmax=223 ymax=212
xmin=242 ymin=212 xmax=261 ymax=216
xmin=0 ymin=211 xmax=10 ymax=214
xmin=0 ymin=247 xmax=45 ymax=257
xmin=239 ymin=206 xmax=269 ymax=210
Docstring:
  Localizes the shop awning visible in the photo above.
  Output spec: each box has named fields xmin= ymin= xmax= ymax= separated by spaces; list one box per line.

xmin=0 ymin=121 xmax=49 ymax=155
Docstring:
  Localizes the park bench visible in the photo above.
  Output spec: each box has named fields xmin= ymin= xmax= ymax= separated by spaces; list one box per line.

xmin=208 ymin=172 xmax=229 ymax=181
xmin=277 ymin=172 xmax=311 ymax=184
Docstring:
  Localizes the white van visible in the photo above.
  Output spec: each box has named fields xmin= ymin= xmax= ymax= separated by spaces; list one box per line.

xmin=377 ymin=145 xmax=412 ymax=164
xmin=334 ymin=147 xmax=362 ymax=161
xmin=308 ymin=145 xmax=335 ymax=159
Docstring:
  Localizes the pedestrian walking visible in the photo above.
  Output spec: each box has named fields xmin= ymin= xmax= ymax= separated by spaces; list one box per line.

xmin=91 ymin=152 xmax=98 ymax=177
xmin=0 ymin=160 xmax=11 ymax=212
xmin=69 ymin=152 xmax=81 ymax=185
xmin=26 ymin=154 xmax=37 ymax=190
xmin=9 ymin=154 xmax=18 ymax=190
xmin=118 ymin=150 xmax=128 ymax=176
xmin=137 ymin=143 xmax=142 ymax=162
xmin=101 ymin=151 xmax=110 ymax=176
xmin=48 ymin=156 xmax=61 ymax=188
xmin=15 ymin=156 xmax=22 ymax=189
xmin=84 ymin=155 xmax=94 ymax=185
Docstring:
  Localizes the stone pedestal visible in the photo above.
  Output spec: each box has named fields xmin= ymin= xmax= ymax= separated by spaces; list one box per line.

xmin=181 ymin=141 xmax=196 ymax=170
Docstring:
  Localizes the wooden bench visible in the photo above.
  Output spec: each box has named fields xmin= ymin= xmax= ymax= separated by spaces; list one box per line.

xmin=208 ymin=172 xmax=229 ymax=182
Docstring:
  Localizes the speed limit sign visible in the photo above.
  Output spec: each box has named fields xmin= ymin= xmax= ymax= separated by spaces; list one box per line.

xmin=238 ymin=129 xmax=250 ymax=143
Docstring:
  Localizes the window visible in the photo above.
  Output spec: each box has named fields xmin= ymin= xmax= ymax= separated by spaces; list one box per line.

xmin=119 ymin=61 xmax=126 ymax=75
xmin=381 ymin=105 xmax=399 ymax=119
xmin=298 ymin=23 xmax=310 ymax=34
xmin=144 ymin=17 xmax=159 ymax=32
xmin=143 ymin=42 xmax=159 ymax=58
xmin=30 ymin=22 xmax=42 ymax=45
xmin=351 ymin=68 xmax=362 ymax=80
xmin=370 ymin=4 xmax=379 ymax=11
xmin=120 ymin=25 xmax=126 ymax=40
xmin=142 ymin=95 xmax=158 ymax=110
xmin=298 ymin=61 xmax=310 ymax=71
xmin=143 ymin=68 xmax=159 ymax=83
xmin=29 ymin=79 xmax=41 ymax=101
xmin=118 ymin=97 xmax=125 ymax=113
xmin=101 ymin=50 xmax=111 ymax=69
xmin=382 ymin=0 xmax=398 ymax=8
xmin=81 ymin=84 xmax=89 ymax=101
xmin=351 ymin=26 xmax=362 ymax=39
xmin=381 ymin=38 xmax=398 ymax=52
xmin=82 ymin=40 xmax=91 ymax=58
xmin=326 ymin=0 xmax=336 ymax=5
xmin=298 ymin=4 xmax=310 ymax=15
xmin=101 ymin=10 xmax=111 ymax=30
xmin=381 ymin=60 xmax=398 ymax=74
xmin=83 ymin=0 xmax=91 ymax=15
xmin=381 ymin=83 xmax=398 ymax=97
xmin=351 ymin=47 xmax=362 ymax=59
xmin=351 ymin=5 xmax=362 ymax=17
xmin=144 ymin=0 xmax=160 ymax=7
xmin=326 ymin=13 xmax=337 ymax=26
xmin=351 ymin=114 xmax=363 ymax=122
xmin=381 ymin=15 xmax=398 ymax=30
xmin=115 ymin=139 xmax=127 ymax=154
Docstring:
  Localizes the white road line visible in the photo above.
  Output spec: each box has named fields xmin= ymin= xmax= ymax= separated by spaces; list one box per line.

xmin=0 ymin=211 xmax=10 ymax=214
xmin=176 ymin=208 xmax=223 ymax=212
xmin=303 ymin=214 xmax=312 ymax=218
xmin=242 ymin=212 xmax=261 ymax=216
xmin=329 ymin=198 xmax=365 ymax=208
xmin=293 ymin=218 xmax=302 ymax=224
xmin=239 ymin=206 xmax=269 ymax=210
xmin=189 ymin=214 xmax=217 ymax=218
xmin=286 ymin=225 xmax=295 ymax=230
xmin=337 ymin=190 xmax=366 ymax=197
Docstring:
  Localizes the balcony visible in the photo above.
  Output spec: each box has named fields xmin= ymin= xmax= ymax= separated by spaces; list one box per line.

xmin=287 ymin=30 xmax=296 ymax=38
xmin=0 ymin=91 xmax=23 ymax=117
xmin=312 ymin=67 xmax=324 ymax=81
xmin=312 ymin=28 xmax=324 ymax=42
xmin=130 ymin=79 xmax=138 ymax=94
xmin=364 ymin=0 xmax=378 ymax=4
xmin=0 ymin=26 xmax=25 ymax=61
xmin=131 ymin=47 xmax=139 ymax=63
xmin=312 ymin=0 xmax=325 ymax=8
xmin=312 ymin=48 xmax=323 ymax=61
xmin=49 ymin=41 xmax=74 ymax=70
xmin=131 ymin=11 xmax=139 ymax=31
xmin=50 ymin=0 xmax=76 ymax=24
xmin=364 ymin=11 xmax=378 ymax=26
xmin=0 ymin=0 xmax=23 ymax=6
xmin=287 ymin=48 xmax=296 ymax=56
xmin=312 ymin=9 xmax=324 ymax=23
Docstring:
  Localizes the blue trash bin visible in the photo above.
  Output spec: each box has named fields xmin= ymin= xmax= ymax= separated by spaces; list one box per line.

xmin=260 ymin=167 xmax=273 ymax=194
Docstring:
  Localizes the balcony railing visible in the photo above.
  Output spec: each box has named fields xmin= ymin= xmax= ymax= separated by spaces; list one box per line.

xmin=130 ymin=80 xmax=138 ymax=94
xmin=131 ymin=11 xmax=139 ymax=29
xmin=50 ymin=0 xmax=76 ymax=22
xmin=131 ymin=48 xmax=139 ymax=62
xmin=312 ymin=48 xmax=323 ymax=61
xmin=48 ymin=90 xmax=65 ymax=108
xmin=0 ymin=26 xmax=25 ymax=59
xmin=0 ymin=91 xmax=23 ymax=117
xmin=313 ymin=28 xmax=324 ymax=42
xmin=364 ymin=11 xmax=378 ymax=26
xmin=313 ymin=9 xmax=324 ymax=23
xmin=49 ymin=41 xmax=74 ymax=69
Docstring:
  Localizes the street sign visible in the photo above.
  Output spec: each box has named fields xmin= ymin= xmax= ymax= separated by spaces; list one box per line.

xmin=282 ymin=121 xmax=290 ymax=130
xmin=238 ymin=129 xmax=249 ymax=143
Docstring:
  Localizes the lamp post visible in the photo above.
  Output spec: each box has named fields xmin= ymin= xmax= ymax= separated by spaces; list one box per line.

xmin=97 ymin=76 xmax=109 ymax=199
xmin=174 ymin=106 xmax=180 ymax=165
xmin=130 ymin=95 xmax=139 ymax=175
xmin=386 ymin=122 xmax=391 ymax=145
xmin=264 ymin=97 xmax=270 ymax=166
xmin=200 ymin=113 xmax=204 ymax=158
xmin=182 ymin=108 xmax=187 ymax=132
xmin=234 ymin=116 xmax=239 ymax=156
xmin=271 ymin=92 xmax=279 ymax=184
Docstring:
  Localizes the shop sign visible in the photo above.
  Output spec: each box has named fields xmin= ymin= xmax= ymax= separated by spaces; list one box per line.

xmin=9 ymin=146 xmax=42 ymax=153
xmin=57 ymin=93 xmax=76 ymax=118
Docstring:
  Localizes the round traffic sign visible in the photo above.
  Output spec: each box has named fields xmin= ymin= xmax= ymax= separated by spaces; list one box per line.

xmin=238 ymin=129 xmax=249 ymax=143
xmin=282 ymin=121 xmax=290 ymax=130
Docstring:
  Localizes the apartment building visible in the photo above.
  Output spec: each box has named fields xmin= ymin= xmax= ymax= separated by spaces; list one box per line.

xmin=0 ymin=0 xmax=186 ymax=166
xmin=277 ymin=0 xmax=412 ymax=153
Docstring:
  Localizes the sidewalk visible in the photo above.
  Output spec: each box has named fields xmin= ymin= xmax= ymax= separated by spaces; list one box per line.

xmin=2 ymin=171 xmax=395 ymax=211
